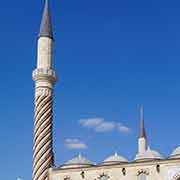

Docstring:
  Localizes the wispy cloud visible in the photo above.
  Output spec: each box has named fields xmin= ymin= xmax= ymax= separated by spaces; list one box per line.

xmin=117 ymin=123 xmax=131 ymax=134
xmin=79 ymin=118 xmax=131 ymax=134
xmin=79 ymin=118 xmax=104 ymax=128
xmin=64 ymin=139 xmax=88 ymax=150
xmin=17 ymin=178 xmax=23 ymax=180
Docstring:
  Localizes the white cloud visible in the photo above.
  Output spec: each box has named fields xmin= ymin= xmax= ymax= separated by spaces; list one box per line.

xmin=64 ymin=139 xmax=88 ymax=150
xmin=117 ymin=123 xmax=131 ymax=134
xmin=79 ymin=118 xmax=131 ymax=134
xmin=94 ymin=121 xmax=115 ymax=132
xmin=79 ymin=118 xmax=104 ymax=128
xmin=17 ymin=178 xmax=23 ymax=180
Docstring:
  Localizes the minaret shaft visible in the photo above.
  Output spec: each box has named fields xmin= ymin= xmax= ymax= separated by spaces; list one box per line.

xmin=138 ymin=137 xmax=146 ymax=154
xmin=32 ymin=92 xmax=54 ymax=180
xmin=32 ymin=40 xmax=56 ymax=180
xmin=32 ymin=1 xmax=56 ymax=180
xmin=37 ymin=37 xmax=53 ymax=69
xmin=138 ymin=105 xmax=147 ymax=154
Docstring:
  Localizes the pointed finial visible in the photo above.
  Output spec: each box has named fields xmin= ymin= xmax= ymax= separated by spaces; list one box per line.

xmin=139 ymin=105 xmax=146 ymax=138
xmin=114 ymin=152 xmax=118 ymax=156
xmin=39 ymin=0 xmax=53 ymax=39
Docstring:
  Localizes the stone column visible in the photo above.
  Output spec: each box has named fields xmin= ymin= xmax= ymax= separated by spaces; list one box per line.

xmin=32 ymin=36 xmax=56 ymax=180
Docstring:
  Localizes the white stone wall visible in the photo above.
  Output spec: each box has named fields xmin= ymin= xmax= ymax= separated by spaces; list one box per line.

xmin=49 ymin=159 xmax=180 ymax=180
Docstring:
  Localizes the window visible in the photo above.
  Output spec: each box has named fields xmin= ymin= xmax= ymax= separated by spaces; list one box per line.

xmin=138 ymin=173 xmax=147 ymax=180
xmin=99 ymin=175 xmax=108 ymax=180
xmin=98 ymin=173 xmax=109 ymax=180
xmin=172 ymin=172 xmax=180 ymax=180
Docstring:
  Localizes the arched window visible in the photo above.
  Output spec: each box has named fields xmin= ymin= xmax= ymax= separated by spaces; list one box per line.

xmin=99 ymin=176 xmax=108 ymax=180
xmin=172 ymin=171 xmax=180 ymax=180
xmin=137 ymin=173 xmax=147 ymax=180
xmin=172 ymin=177 xmax=180 ymax=180
xmin=98 ymin=173 xmax=109 ymax=180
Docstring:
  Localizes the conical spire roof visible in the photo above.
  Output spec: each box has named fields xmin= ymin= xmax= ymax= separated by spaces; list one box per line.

xmin=139 ymin=105 xmax=146 ymax=138
xmin=39 ymin=0 xmax=53 ymax=39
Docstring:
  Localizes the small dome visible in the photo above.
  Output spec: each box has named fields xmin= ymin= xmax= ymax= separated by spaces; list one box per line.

xmin=60 ymin=154 xmax=94 ymax=168
xmin=135 ymin=147 xmax=163 ymax=162
xmin=169 ymin=146 xmax=180 ymax=159
xmin=102 ymin=152 xmax=128 ymax=165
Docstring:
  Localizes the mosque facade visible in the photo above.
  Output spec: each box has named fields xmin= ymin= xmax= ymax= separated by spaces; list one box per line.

xmin=32 ymin=1 xmax=180 ymax=180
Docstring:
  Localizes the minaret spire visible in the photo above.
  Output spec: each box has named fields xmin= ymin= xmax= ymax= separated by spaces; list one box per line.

xmin=39 ymin=0 xmax=53 ymax=39
xmin=139 ymin=105 xmax=146 ymax=138
xmin=32 ymin=1 xmax=56 ymax=180
xmin=138 ymin=105 xmax=147 ymax=154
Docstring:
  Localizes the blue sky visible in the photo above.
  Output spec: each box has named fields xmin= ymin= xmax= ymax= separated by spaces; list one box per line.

xmin=0 ymin=0 xmax=180 ymax=179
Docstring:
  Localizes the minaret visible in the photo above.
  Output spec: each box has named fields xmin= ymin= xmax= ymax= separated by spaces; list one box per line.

xmin=138 ymin=105 xmax=147 ymax=154
xmin=32 ymin=1 xmax=56 ymax=180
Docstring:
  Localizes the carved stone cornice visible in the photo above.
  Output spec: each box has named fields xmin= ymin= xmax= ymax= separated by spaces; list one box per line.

xmin=32 ymin=68 xmax=56 ymax=84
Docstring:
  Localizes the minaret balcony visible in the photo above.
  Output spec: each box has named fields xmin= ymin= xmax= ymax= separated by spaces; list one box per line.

xmin=32 ymin=68 xmax=56 ymax=84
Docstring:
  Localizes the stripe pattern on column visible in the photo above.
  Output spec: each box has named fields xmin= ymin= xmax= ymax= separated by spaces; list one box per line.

xmin=32 ymin=93 xmax=53 ymax=180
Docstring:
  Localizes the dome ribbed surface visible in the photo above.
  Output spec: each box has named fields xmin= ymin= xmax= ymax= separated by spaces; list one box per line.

xmin=60 ymin=154 xmax=94 ymax=168
xmin=169 ymin=146 xmax=180 ymax=159
xmin=102 ymin=152 xmax=128 ymax=164
xmin=135 ymin=147 xmax=163 ymax=161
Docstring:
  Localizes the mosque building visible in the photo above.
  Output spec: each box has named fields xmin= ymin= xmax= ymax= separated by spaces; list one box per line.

xmin=32 ymin=1 xmax=180 ymax=180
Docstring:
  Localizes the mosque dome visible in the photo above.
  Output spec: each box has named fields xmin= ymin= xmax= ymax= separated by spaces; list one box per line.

xmin=60 ymin=154 xmax=94 ymax=168
xmin=169 ymin=146 xmax=180 ymax=159
xmin=135 ymin=147 xmax=163 ymax=162
xmin=102 ymin=152 xmax=128 ymax=165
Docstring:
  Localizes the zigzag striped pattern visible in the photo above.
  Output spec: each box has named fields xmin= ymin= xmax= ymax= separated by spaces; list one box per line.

xmin=32 ymin=94 xmax=53 ymax=180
